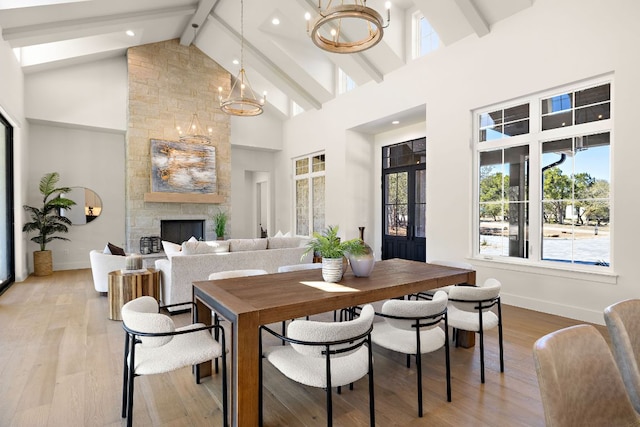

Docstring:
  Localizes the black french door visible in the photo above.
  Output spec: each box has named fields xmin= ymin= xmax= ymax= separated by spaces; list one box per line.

xmin=0 ymin=112 xmax=14 ymax=294
xmin=381 ymin=139 xmax=426 ymax=261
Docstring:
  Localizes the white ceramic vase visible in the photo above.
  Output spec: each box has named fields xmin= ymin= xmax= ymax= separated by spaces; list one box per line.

xmin=322 ymin=257 xmax=344 ymax=283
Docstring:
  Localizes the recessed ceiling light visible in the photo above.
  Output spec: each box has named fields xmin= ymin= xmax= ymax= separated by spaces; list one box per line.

xmin=126 ymin=30 xmax=135 ymax=37
xmin=272 ymin=17 xmax=280 ymax=25
xmin=232 ymin=59 xmax=239 ymax=65
xmin=392 ymin=120 xmax=400 ymax=125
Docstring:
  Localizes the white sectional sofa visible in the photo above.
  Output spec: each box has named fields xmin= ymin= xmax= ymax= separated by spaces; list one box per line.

xmin=155 ymin=237 xmax=312 ymax=309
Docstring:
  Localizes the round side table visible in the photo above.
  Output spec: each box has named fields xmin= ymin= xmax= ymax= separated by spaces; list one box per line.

xmin=108 ymin=268 xmax=161 ymax=320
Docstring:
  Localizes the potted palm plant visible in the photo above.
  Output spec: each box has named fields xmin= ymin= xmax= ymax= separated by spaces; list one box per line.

xmin=22 ymin=172 xmax=76 ymax=276
xmin=213 ymin=208 xmax=228 ymax=240
xmin=303 ymin=225 xmax=365 ymax=282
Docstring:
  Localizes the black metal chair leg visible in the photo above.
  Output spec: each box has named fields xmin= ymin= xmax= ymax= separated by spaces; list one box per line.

xmin=479 ymin=329 xmax=485 ymax=383
xmin=416 ymin=351 xmax=423 ymax=417
xmin=498 ymin=300 xmax=504 ymax=373
xmin=121 ymin=333 xmax=130 ymax=418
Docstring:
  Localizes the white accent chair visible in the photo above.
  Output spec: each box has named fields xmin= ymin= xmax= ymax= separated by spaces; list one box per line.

xmin=277 ymin=263 xmax=322 ymax=273
xmin=260 ymin=304 xmax=376 ymax=427
xmin=89 ymin=249 xmax=128 ymax=293
xmin=371 ymin=290 xmax=451 ymax=417
xmin=533 ymin=324 xmax=640 ymax=426
xmin=604 ymin=299 xmax=640 ymax=413
xmin=120 ymin=296 xmax=228 ymax=427
xmin=447 ymin=278 xmax=503 ymax=383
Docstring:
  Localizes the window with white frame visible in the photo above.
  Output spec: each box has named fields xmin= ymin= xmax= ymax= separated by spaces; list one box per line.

xmin=412 ymin=12 xmax=440 ymax=59
xmin=292 ymin=100 xmax=304 ymax=117
xmin=337 ymin=68 xmax=356 ymax=95
xmin=294 ymin=153 xmax=326 ymax=236
xmin=475 ymin=80 xmax=611 ymax=269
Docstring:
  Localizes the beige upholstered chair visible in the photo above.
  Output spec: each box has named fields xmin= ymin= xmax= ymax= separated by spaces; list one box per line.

xmin=121 ymin=296 xmax=228 ymax=427
xmin=605 ymin=299 xmax=640 ymax=413
xmin=260 ymin=304 xmax=376 ymax=427
xmin=533 ymin=324 xmax=640 ymax=426
xmin=371 ymin=291 xmax=450 ymax=417
xmin=447 ymin=278 xmax=503 ymax=383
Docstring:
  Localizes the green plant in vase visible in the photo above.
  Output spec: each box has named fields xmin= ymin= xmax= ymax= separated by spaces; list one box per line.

xmin=213 ymin=208 xmax=228 ymax=240
xmin=22 ymin=172 xmax=76 ymax=276
xmin=303 ymin=225 xmax=365 ymax=282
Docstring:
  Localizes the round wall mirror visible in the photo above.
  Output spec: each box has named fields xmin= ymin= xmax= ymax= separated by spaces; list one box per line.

xmin=60 ymin=187 xmax=103 ymax=225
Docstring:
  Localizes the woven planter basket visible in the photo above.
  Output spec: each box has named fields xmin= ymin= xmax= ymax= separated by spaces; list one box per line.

xmin=34 ymin=250 xmax=53 ymax=276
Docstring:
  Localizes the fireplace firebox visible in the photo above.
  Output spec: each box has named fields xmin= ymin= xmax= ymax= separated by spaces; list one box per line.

xmin=160 ymin=219 xmax=205 ymax=244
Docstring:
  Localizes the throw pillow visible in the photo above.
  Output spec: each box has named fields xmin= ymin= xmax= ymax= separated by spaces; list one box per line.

xmin=107 ymin=242 xmax=126 ymax=256
xmin=283 ymin=231 xmax=292 ymax=237
xmin=228 ymin=238 xmax=268 ymax=252
xmin=274 ymin=230 xmax=283 ymax=238
xmin=162 ymin=240 xmax=182 ymax=259
xmin=187 ymin=236 xmax=198 ymax=243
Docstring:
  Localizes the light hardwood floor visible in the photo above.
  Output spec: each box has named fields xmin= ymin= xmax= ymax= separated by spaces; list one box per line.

xmin=0 ymin=269 xmax=607 ymax=426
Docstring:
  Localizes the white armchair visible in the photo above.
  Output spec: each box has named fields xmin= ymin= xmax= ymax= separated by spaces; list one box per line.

xmin=89 ymin=249 xmax=128 ymax=293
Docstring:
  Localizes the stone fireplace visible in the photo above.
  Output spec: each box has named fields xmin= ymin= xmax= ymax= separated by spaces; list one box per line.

xmin=125 ymin=39 xmax=231 ymax=251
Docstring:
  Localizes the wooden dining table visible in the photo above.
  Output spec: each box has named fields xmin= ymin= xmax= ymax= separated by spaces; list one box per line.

xmin=192 ymin=258 xmax=475 ymax=426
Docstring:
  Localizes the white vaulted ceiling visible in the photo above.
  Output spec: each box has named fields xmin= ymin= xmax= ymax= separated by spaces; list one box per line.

xmin=0 ymin=0 xmax=534 ymax=120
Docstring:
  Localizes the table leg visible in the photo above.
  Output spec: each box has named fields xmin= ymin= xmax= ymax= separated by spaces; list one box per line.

xmin=234 ymin=311 xmax=260 ymax=427
xmin=195 ymin=298 xmax=212 ymax=378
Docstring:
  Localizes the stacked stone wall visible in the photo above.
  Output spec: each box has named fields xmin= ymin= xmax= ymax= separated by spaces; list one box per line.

xmin=126 ymin=39 xmax=231 ymax=251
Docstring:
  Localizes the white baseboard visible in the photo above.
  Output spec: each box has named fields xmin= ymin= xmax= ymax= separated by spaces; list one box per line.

xmin=501 ymin=292 xmax=605 ymax=326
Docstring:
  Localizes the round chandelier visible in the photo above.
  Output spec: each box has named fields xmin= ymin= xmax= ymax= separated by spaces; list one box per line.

xmin=218 ymin=0 xmax=266 ymax=116
xmin=305 ymin=1 xmax=391 ymax=54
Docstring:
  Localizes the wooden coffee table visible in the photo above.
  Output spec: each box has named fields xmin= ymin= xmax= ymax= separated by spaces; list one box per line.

xmin=107 ymin=268 xmax=160 ymax=320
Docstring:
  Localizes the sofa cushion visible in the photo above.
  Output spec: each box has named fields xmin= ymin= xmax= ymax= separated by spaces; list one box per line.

xmin=267 ymin=237 xmax=302 ymax=249
xmin=228 ymin=238 xmax=268 ymax=252
xmin=208 ymin=240 xmax=230 ymax=253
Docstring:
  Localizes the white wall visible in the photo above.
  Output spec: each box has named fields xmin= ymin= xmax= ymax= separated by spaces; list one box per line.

xmin=0 ymin=33 xmax=29 ymax=281
xmin=25 ymin=123 xmax=126 ymax=271
xmin=24 ymin=57 xmax=127 ymax=131
xmin=21 ymin=57 xmax=128 ymax=273
xmin=278 ymin=0 xmax=640 ymax=324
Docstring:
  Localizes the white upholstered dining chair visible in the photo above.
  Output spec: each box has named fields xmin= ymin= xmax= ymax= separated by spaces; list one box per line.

xmin=120 ymin=296 xmax=228 ymax=427
xmin=447 ymin=278 xmax=503 ymax=383
xmin=259 ymin=304 xmax=376 ymax=427
xmin=277 ymin=262 xmax=323 ymax=273
xmin=371 ymin=290 xmax=451 ymax=417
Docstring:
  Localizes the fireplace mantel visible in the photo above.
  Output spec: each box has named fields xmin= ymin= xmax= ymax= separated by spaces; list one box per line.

xmin=144 ymin=192 xmax=225 ymax=204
